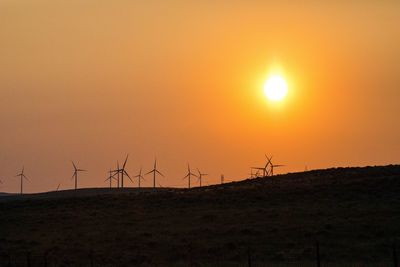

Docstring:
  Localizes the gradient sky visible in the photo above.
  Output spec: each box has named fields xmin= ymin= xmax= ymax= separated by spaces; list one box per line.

xmin=1 ymin=1 xmax=399 ymax=193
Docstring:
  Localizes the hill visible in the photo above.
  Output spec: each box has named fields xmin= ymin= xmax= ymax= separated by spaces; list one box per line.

xmin=1 ymin=165 xmax=400 ymax=266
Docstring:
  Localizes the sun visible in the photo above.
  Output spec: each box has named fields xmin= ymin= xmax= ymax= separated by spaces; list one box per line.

xmin=263 ymin=75 xmax=288 ymax=101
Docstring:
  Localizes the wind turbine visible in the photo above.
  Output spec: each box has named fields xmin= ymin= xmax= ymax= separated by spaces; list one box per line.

xmin=121 ymin=155 xmax=131 ymax=188
xmin=264 ymin=155 xmax=272 ymax=174
xmin=251 ymin=167 xmax=268 ymax=177
xmin=134 ymin=167 xmax=145 ymax=189
xmin=105 ymin=169 xmax=117 ymax=189
xmin=115 ymin=155 xmax=132 ymax=188
xmin=266 ymin=156 xmax=284 ymax=176
xmin=197 ymin=168 xmax=208 ymax=187
xmin=71 ymin=161 xmax=87 ymax=190
xmin=16 ymin=166 xmax=29 ymax=194
xmin=145 ymin=158 xmax=164 ymax=189
xmin=183 ymin=164 xmax=198 ymax=189
xmin=249 ymin=168 xmax=260 ymax=178
xmin=251 ymin=154 xmax=274 ymax=177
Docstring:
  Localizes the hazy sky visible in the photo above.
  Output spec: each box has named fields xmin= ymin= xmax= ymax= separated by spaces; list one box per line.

xmin=1 ymin=1 xmax=399 ymax=193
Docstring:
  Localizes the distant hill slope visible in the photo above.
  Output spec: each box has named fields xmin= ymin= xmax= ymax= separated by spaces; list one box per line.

xmin=0 ymin=165 xmax=400 ymax=266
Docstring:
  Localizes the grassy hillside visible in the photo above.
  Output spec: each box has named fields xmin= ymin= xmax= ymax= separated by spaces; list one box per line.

xmin=1 ymin=165 xmax=400 ymax=266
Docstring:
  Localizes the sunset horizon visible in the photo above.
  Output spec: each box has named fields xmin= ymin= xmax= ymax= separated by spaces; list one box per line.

xmin=1 ymin=1 xmax=399 ymax=194
xmin=0 ymin=2 xmax=399 ymax=266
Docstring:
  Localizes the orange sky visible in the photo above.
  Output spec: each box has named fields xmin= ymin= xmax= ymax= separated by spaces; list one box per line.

xmin=0 ymin=1 xmax=399 ymax=193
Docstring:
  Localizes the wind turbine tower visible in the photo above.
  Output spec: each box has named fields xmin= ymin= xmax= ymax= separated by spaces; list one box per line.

xmin=105 ymin=169 xmax=117 ymax=189
xmin=71 ymin=161 xmax=87 ymax=190
xmin=134 ymin=167 xmax=145 ymax=188
xmin=119 ymin=155 xmax=132 ymax=188
xmin=145 ymin=158 xmax=164 ymax=189
xmin=183 ymin=164 xmax=198 ymax=189
xmin=197 ymin=168 xmax=208 ymax=187
xmin=266 ymin=156 xmax=285 ymax=176
xmin=15 ymin=166 xmax=29 ymax=195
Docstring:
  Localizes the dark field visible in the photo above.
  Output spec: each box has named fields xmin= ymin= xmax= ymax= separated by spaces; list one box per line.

xmin=1 ymin=165 xmax=400 ymax=266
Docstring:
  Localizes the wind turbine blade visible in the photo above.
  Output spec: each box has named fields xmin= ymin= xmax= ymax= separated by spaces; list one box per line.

xmin=135 ymin=171 xmax=144 ymax=178
xmin=71 ymin=161 xmax=77 ymax=170
xmin=123 ymin=154 xmax=129 ymax=169
xmin=77 ymin=169 xmax=87 ymax=172
xmin=123 ymin=170 xmax=131 ymax=178
xmin=156 ymin=170 xmax=164 ymax=177
xmin=145 ymin=170 xmax=154 ymax=175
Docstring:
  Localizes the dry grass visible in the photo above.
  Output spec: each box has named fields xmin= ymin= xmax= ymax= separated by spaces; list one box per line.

xmin=0 ymin=165 xmax=399 ymax=266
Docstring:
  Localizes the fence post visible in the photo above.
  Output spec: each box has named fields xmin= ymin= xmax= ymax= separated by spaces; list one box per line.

xmin=394 ymin=242 xmax=398 ymax=267
xmin=247 ymin=248 xmax=252 ymax=267
xmin=316 ymin=241 xmax=321 ymax=267
xmin=7 ymin=254 xmax=11 ymax=267
xmin=44 ymin=250 xmax=50 ymax=267
xmin=90 ymin=250 xmax=94 ymax=267
xmin=188 ymin=243 xmax=193 ymax=267
xmin=26 ymin=252 xmax=31 ymax=267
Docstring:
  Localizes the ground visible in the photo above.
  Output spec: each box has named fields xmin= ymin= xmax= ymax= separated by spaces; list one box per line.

xmin=1 ymin=165 xmax=400 ymax=266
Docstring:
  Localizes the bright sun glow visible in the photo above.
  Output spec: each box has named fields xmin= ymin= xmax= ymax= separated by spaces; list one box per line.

xmin=263 ymin=75 xmax=288 ymax=101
